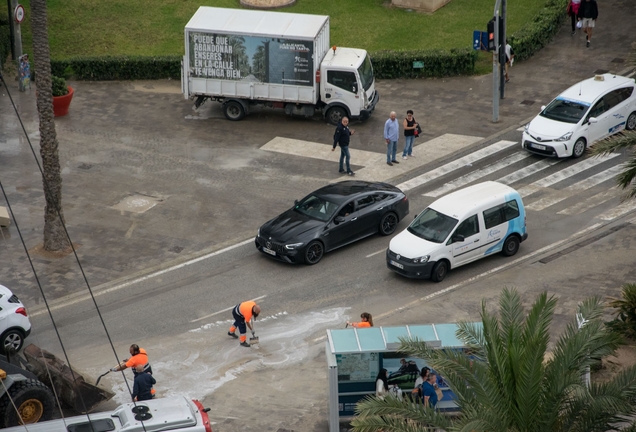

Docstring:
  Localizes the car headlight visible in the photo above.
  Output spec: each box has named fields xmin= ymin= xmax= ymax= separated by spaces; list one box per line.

xmin=524 ymin=123 xmax=530 ymax=133
xmin=257 ymin=228 xmax=261 ymax=237
xmin=412 ymin=255 xmax=430 ymax=264
xmin=555 ymin=131 xmax=573 ymax=142
xmin=285 ymin=243 xmax=304 ymax=250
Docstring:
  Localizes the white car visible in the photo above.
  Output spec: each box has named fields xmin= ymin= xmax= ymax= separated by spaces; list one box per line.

xmin=0 ymin=285 xmax=31 ymax=354
xmin=523 ymin=74 xmax=636 ymax=158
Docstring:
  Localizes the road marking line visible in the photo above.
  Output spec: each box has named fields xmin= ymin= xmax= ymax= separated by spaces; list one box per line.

xmin=517 ymin=154 xmax=620 ymax=198
xmin=29 ymin=238 xmax=255 ymax=317
xmin=190 ymin=295 xmax=267 ymax=323
xmin=397 ymin=140 xmax=517 ymax=192
xmin=558 ymin=190 xmax=617 ymax=215
xmin=497 ymin=158 xmax=560 ymax=185
xmin=424 ymin=152 xmax=531 ymax=197
xmin=527 ymin=165 xmax=623 ymax=211
xmin=366 ymin=249 xmax=385 ymax=258
xmin=597 ymin=200 xmax=636 ymax=220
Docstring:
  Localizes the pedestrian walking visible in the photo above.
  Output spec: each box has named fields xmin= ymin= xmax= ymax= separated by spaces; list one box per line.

xmin=402 ymin=110 xmax=419 ymax=159
xmin=228 ymin=300 xmax=261 ymax=347
xmin=331 ymin=117 xmax=355 ymax=176
xmin=384 ymin=111 xmax=400 ymax=166
xmin=577 ymin=0 xmax=598 ymax=48
xmin=132 ymin=367 xmax=156 ymax=402
xmin=504 ymin=41 xmax=514 ymax=83
xmin=347 ymin=312 xmax=373 ymax=328
xmin=567 ymin=0 xmax=582 ymax=35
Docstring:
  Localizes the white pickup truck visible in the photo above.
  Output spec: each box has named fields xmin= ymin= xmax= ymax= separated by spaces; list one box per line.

xmin=182 ymin=6 xmax=379 ymax=124
xmin=2 ymin=396 xmax=212 ymax=432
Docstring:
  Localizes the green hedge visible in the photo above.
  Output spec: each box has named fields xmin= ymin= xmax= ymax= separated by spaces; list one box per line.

xmin=370 ymin=48 xmax=477 ymax=79
xmin=0 ymin=17 xmax=10 ymax=70
xmin=510 ymin=0 xmax=569 ymax=61
xmin=50 ymin=55 xmax=181 ymax=80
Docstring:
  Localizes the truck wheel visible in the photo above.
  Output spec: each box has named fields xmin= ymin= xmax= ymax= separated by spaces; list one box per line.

xmin=223 ymin=101 xmax=245 ymax=121
xmin=0 ymin=379 xmax=56 ymax=427
xmin=326 ymin=107 xmax=347 ymax=125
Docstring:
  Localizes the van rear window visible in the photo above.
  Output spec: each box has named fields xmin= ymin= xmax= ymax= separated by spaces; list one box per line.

xmin=483 ymin=199 xmax=520 ymax=229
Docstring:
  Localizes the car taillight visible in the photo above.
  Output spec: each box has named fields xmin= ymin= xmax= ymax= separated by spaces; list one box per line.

xmin=402 ymin=196 xmax=408 ymax=201
xmin=15 ymin=307 xmax=27 ymax=317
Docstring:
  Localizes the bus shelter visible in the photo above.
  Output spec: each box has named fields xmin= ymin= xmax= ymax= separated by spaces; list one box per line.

xmin=326 ymin=323 xmax=478 ymax=432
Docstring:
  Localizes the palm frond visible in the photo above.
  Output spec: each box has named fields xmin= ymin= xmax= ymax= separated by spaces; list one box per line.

xmin=589 ymin=130 xmax=636 ymax=156
xmin=352 ymin=395 xmax=452 ymax=432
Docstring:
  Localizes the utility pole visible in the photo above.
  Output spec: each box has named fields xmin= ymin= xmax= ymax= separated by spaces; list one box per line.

xmin=492 ymin=0 xmax=507 ymax=122
xmin=10 ymin=0 xmax=23 ymax=59
xmin=492 ymin=0 xmax=501 ymax=123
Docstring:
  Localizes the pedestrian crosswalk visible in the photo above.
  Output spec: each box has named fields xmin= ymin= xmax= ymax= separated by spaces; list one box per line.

xmin=403 ymin=139 xmax=633 ymax=222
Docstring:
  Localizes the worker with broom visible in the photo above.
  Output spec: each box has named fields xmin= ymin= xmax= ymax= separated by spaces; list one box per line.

xmin=228 ymin=301 xmax=261 ymax=347
xmin=110 ymin=344 xmax=156 ymax=397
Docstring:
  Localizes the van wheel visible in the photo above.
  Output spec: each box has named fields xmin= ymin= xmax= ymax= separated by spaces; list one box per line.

xmin=326 ymin=107 xmax=347 ymax=125
xmin=431 ymin=261 xmax=448 ymax=283
xmin=571 ymin=138 xmax=586 ymax=158
xmin=626 ymin=112 xmax=636 ymax=130
xmin=223 ymin=101 xmax=245 ymax=121
xmin=502 ymin=235 xmax=520 ymax=257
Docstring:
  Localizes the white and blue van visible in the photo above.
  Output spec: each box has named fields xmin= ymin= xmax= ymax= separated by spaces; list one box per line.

xmin=386 ymin=181 xmax=527 ymax=282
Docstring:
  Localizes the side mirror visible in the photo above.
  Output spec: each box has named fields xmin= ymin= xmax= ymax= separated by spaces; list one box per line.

xmin=540 ymin=105 xmax=546 ymax=111
xmin=352 ymin=84 xmax=358 ymax=94
xmin=335 ymin=216 xmax=345 ymax=224
xmin=588 ymin=117 xmax=598 ymax=124
xmin=294 ymin=200 xmax=299 ymax=205
xmin=451 ymin=234 xmax=465 ymax=243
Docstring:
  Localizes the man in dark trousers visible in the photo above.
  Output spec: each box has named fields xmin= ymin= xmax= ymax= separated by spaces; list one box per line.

xmin=131 ymin=365 xmax=156 ymax=401
xmin=331 ymin=117 xmax=355 ymax=176
xmin=577 ymin=0 xmax=598 ymax=48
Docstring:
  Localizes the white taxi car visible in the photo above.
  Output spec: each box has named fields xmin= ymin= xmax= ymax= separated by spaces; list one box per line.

xmin=523 ymin=74 xmax=636 ymax=158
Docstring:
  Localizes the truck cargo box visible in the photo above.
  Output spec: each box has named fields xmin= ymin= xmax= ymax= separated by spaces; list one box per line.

xmin=183 ymin=7 xmax=330 ymax=104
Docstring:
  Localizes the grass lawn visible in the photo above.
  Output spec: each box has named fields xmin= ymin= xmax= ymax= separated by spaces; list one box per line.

xmin=13 ymin=0 xmax=543 ymax=59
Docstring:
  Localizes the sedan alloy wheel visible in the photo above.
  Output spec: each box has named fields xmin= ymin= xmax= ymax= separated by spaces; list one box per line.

xmin=304 ymin=241 xmax=324 ymax=265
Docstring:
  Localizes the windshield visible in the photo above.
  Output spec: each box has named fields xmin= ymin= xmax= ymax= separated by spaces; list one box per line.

xmin=294 ymin=195 xmax=339 ymax=222
xmin=540 ymin=97 xmax=590 ymax=124
xmin=407 ymin=208 xmax=458 ymax=244
xmin=357 ymin=55 xmax=374 ymax=91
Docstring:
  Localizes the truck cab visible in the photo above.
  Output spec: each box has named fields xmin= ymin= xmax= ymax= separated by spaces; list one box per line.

xmin=320 ymin=47 xmax=379 ymax=125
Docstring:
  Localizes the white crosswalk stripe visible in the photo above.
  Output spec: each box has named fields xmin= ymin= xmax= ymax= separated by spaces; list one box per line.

xmin=397 ymin=140 xmax=517 ymax=191
xmin=557 ymin=190 xmax=617 ymax=215
xmin=516 ymin=154 xmax=621 ymax=198
xmin=597 ymin=200 xmax=636 ymax=220
xmin=424 ymin=152 xmax=531 ymax=197
xmin=526 ymin=165 xmax=624 ymax=211
xmin=497 ymin=158 xmax=561 ymax=185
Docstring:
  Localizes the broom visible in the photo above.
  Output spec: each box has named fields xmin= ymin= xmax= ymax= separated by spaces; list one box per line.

xmin=249 ymin=318 xmax=259 ymax=345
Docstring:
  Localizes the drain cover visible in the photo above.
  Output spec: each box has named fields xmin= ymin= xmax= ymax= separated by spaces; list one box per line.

xmin=520 ymin=100 xmax=535 ymax=106
xmin=112 ymin=195 xmax=162 ymax=214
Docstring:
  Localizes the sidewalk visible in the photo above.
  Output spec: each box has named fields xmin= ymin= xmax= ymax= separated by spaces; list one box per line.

xmin=0 ymin=0 xmax=634 ymax=307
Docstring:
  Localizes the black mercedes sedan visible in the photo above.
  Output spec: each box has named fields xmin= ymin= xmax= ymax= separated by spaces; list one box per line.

xmin=255 ymin=181 xmax=409 ymax=265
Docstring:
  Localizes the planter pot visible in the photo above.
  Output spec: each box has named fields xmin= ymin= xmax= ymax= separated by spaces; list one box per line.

xmin=52 ymin=86 xmax=74 ymax=117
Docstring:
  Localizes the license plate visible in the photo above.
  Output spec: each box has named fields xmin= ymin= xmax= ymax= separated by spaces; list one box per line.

xmin=390 ymin=260 xmax=404 ymax=269
xmin=263 ymin=247 xmax=276 ymax=256
xmin=530 ymin=143 xmax=547 ymax=150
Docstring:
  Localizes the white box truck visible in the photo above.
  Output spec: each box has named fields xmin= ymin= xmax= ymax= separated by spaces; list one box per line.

xmin=182 ymin=7 xmax=379 ymax=124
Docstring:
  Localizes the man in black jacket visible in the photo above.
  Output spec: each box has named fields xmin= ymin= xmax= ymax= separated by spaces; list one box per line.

xmin=577 ymin=0 xmax=598 ymax=48
xmin=331 ymin=117 xmax=355 ymax=176
xmin=132 ymin=368 xmax=156 ymax=401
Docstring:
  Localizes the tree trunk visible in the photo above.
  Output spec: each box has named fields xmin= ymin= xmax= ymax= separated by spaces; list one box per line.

xmin=30 ymin=0 xmax=69 ymax=251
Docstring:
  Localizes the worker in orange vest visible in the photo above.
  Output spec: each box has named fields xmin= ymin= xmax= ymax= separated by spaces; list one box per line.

xmin=111 ymin=344 xmax=156 ymax=396
xmin=347 ymin=312 xmax=373 ymax=328
xmin=228 ymin=301 xmax=261 ymax=347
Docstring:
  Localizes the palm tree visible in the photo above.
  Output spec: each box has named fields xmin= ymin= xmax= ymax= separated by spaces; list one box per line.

xmin=590 ymin=130 xmax=636 ymax=200
xmin=352 ymin=288 xmax=636 ymax=432
xmin=30 ymin=0 xmax=69 ymax=251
